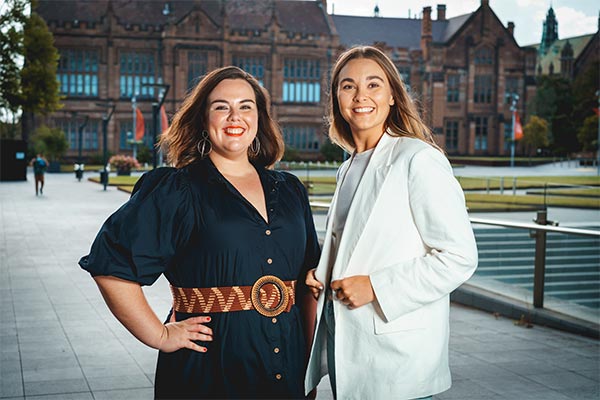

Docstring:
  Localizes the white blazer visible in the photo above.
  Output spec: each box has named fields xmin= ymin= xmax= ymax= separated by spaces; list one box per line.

xmin=305 ymin=134 xmax=478 ymax=400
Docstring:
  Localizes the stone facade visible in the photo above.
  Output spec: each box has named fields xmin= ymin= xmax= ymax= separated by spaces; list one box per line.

xmin=39 ymin=0 xmax=541 ymax=158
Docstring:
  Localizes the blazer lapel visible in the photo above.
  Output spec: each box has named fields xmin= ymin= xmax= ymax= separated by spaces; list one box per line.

xmin=331 ymin=134 xmax=395 ymax=278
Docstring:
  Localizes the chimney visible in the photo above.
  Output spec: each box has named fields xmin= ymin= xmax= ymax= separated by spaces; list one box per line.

xmin=437 ymin=4 xmax=446 ymax=21
xmin=507 ymin=21 xmax=514 ymax=36
xmin=421 ymin=6 xmax=432 ymax=37
xmin=421 ymin=6 xmax=432 ymax=60
xmin=481 ymin=0 xmax=489 ymax=6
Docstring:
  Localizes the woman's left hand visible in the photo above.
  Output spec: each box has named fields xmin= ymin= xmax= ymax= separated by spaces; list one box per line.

xmin=330 ymin=275 xmax=375 ymax=309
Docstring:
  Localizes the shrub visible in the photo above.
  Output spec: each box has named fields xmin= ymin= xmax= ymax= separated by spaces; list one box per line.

xmin=109 ymin=154 xmax=140 ymax=170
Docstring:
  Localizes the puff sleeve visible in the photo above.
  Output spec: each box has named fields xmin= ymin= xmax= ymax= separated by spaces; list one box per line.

xmin=79 ymin=167 xmax=196 ymax=286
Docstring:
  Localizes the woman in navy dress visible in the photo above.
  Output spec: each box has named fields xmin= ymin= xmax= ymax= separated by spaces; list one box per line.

xmin=80 ymin=66 xmax=320 ymax=399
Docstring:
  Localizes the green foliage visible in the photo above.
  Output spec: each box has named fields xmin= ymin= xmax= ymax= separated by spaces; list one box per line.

xmin=21 ymin=12 xmax=61 ymax=115
xmin=282 ymin=146 xmax=300 ymax=161
xmin=577 ymin=115 xmax=599 ymax=152
xmin=532 ymin=75 xmax=576 ymax=154
xmin=136 ymin=144 xmax=152 ymax=164
xmin=30 ymin=124 xmax=68 ymax=161
xmin=572 ymin=61 xmax=600 ymax=131
xmin=0 ymin=120 xmax=21 ymax=139
xmin=0 ymin=0 xmax=27 ymax=116
xmin=319 ymin=138 xmax=345 ymax=161
xmin=522 ymin=116 xmax=549 ymax=155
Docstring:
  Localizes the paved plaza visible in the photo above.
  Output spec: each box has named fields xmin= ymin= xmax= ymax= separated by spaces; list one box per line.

xmin=1 ymin=167 xmax=598 ymax=399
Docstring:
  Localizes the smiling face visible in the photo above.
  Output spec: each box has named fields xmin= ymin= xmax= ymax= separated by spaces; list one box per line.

xmin=336 ymin=58 xmax=395 ymax=149
xmin=206 ymin=78 xmax=258 ymax=162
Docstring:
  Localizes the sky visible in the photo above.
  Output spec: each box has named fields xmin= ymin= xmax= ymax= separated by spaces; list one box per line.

xmin=327 ymin=0 xmax=599 ymax=46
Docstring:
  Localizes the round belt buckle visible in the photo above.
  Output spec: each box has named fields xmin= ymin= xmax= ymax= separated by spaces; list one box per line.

xmin=251 ymin=275 xmax=289 ymax=317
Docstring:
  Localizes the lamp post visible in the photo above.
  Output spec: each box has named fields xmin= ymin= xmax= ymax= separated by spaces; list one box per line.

xmin=507 ymin=93 xmax=520 ymax=168
xmin=596 ymin=90 xmax=599 ymax=175
xmin=77 ymin=115 xmax=89 ymax=165
xmin=142 ymin=83 xmax=170 ymax=169
xmin=96 ymin=102 xmax=115 ymax=191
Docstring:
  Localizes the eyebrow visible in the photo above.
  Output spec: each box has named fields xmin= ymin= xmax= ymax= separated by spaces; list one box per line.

xmin=210 ymin=99 xmax=256 ymax=105
xmin=339 ymin=75 xmax=385 ymax=84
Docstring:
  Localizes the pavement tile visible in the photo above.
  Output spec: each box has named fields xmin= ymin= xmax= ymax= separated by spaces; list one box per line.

xmin=0 ymin=371 xmax=24 ymax=398
xmin=24 ymin=378 xmax=89 ymax=396
xmin=92 ymin=388 xmax=154 ymax=400
xmin=1 ymin=170 xmax=599 ymax=400
xmin=527 ymin=371 xmax=597 ymax=390
xmin=86 ymin=373 xmax=153 ymax=392
xmin=23 ymin=366 xmax=85 ymax=383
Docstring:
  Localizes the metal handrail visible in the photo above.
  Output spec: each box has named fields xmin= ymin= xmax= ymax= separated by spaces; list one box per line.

xmin=309 ymin=201 xmax=599 ymax=309
xmin=470 ymin=217 xmax=600 ymax=237
xmin=309 ymin=201 xmax=600 ymax=237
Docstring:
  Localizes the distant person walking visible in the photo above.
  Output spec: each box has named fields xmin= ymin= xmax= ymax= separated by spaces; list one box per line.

xmin=30 ymin=153 xmax=48 ymax=196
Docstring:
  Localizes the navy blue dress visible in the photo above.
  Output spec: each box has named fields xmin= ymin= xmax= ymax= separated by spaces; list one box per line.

xmin=79 ymin=158 xmax=321 ymax=399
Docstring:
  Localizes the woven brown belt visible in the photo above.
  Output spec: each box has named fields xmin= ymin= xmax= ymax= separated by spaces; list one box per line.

xmin=170 ymin=275 xmax=296 ymax=317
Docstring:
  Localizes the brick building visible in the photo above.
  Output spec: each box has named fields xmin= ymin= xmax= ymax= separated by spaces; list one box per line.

xmin=38 ymin=0 xmax=538 ymax=159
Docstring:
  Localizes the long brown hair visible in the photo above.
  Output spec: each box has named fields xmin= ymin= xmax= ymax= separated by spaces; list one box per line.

xmin=328 ymin=46 xmax=440 ymax=152
xmin=160 ymin=66 xmax=284 ymax=168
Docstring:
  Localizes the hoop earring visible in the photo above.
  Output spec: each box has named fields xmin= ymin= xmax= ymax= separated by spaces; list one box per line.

xmin=196 ymin=130 xmax=212 ymax=157
xmin=249 ymin=136 xmax=261 ymax=157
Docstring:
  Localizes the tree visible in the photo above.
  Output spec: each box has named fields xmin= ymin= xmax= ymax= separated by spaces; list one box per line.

xmin=531 ymin=75 xmax=576 ymax=154
xmin=320 ymin=138 xmax=345 ymax=161
xmin=572 ymin=61 xmax=600 ymax=133
xmin=0 ymin=1 xmax=61 ymax=143
xmin=30 ymin=124 xmax=68 ymax=162
xmin=20 ymin=10 xmax=61 ymax=143
xmin=522 ymin=116 xmax=550 ymax=156
xmin=577 ymin=115 xmax=599 ymax=152
xmin=0 ymin=0 xmax=28 ymax=120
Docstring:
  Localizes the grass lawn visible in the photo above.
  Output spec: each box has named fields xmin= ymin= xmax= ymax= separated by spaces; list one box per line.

xmin=465 ymin=193 xmax=600 ymax=209
xmin=526 ymin=188 xmax=600 ymax=198
xmin=457 ymin=176 xmax=600 ymax=190
xmin=90 ymin=175 xmax=600 ymax=210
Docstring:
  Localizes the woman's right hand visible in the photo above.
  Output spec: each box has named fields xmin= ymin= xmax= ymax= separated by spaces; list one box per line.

xmin=305 ymin=268 xmax=324 ymax=300
xmin=158 ymin=314 xmax=213 ymax=353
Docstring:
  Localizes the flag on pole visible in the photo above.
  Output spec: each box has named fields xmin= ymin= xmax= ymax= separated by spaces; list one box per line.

xmin=514 ymin=111 xmax=523 ymax=141
xmin=135 ymin=107 xmax=145 ymax=141
xmin=160 ymin=105 xmax=169 ymax=134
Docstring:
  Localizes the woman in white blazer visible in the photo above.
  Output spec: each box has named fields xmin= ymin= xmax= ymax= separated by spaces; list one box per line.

xmin=305 ymin=46 xmax=478 ymax=400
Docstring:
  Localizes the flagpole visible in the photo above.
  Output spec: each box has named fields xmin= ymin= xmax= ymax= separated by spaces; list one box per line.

xmin=132 ymin=95 xmax=138 ymax=160
xmin=509 ymin=93 xmax=519 ymax=168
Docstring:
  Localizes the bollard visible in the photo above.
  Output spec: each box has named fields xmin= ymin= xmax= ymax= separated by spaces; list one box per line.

xmin=512 ymin=177 xmax=517 ymax=195
xmin=486 ymin=178 xmax=490 ymax=194
xmin=499 ymin=177 xmax=504 ymax=194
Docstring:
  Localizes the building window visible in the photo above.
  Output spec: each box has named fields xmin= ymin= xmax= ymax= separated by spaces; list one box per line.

xmin=474 ymin=117 xmax=488 ymax=151
xmin=120 ymin=119 xmax=151 ymax=150
xmin=396 ymin=65 xmax=411 ymax=90
xmin=119 ymin=121 xmax=133 ymax=150
xmin=57 ymin=49 xmax=99 ymax=97
xmin=505 ymin=76 xmax=519 ymax=103
xmin=233 ymin=55 xmax=265 ymax=86
xmin=119 ymin=52 xmax=156 ymax=98
xmin=55 ymin=118 xmax=99 ymax=150
xmin=474 ymin=75 xmax=493 ymax=103
xmin=445 ymin=120 xmax=459 ymax=150
xmin=188 ymin=51 xmax=208 ymax=89
xmin=282 ymin=125 xmax=320 ymax=151
xmin=474 ymin=46 xmax=493 ymax=64
xmin=504 ymin=123 xmax=512 ymax=151
xmin=283 ymin=59 xmax=320 ymax=103
xmin=446 ymin=74 xmax=460 ymax=103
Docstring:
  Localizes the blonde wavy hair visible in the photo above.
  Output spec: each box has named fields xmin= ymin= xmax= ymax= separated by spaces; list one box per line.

xmin=159 ymin=66 xmax=284 ymax=168
xmin=328 ymin=46 xmax=440 ymax=153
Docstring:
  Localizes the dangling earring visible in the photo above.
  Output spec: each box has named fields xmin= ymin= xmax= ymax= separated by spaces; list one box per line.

xmin=197 ymin=130 xmax=212 ymax=157
xmin=249 ymin=136 xmax=261 ymax=157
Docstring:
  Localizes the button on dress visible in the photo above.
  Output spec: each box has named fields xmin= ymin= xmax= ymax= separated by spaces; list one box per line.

xmin=79 ymin=158 xmax=321 ymax=399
